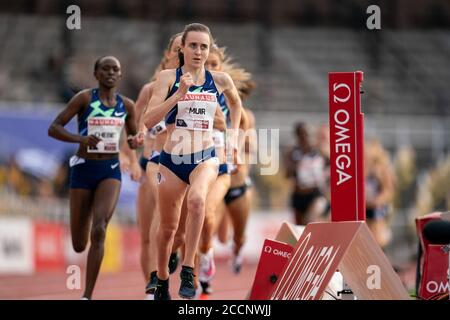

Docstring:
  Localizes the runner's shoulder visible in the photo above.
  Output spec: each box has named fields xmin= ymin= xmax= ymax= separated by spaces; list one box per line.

xmin=119 ymin=95 xmax=135 ymax=110
xmin=72 ymin=88 xmax=93 ymax=105
xmin=210 ymin=70 xmax=232 ymax=85
xmin=158 ymin=69 xmax=177 ymax=82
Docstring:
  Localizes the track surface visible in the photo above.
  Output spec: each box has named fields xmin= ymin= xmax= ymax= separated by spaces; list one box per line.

xmin=0 ymin=260 xmax=257 ymax=300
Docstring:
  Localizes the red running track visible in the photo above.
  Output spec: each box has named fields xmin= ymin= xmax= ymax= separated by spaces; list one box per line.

xmin=0 ymin=260 xmax=257 ymax=300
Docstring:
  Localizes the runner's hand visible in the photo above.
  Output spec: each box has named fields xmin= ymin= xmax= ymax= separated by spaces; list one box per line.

xmin=81 ymin=135 xmax=102 ymax=148
xmin=178 ymin=73 xmax=194 ymax=96
xmin=129 ymin=161 xmax=142 ymax=182
xmin=128 ymin=132 xmax=144 ymax=149
xmin=119 ymin=153 xmax=130 ymax=172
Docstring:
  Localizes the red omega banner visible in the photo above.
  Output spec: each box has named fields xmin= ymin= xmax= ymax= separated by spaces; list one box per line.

xmin=419 ymin=244 xmax=449 ymax=299
xmin=415 ymin=213 xmax=450 ymax=299
xmin=328 ymin=72 xmax=365 ymax=221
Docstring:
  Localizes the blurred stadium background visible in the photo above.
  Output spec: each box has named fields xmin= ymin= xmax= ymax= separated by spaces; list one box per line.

xmin=0 ymin=0 xmax=449 ymax=298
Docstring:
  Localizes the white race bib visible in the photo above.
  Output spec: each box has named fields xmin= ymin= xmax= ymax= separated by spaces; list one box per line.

xmin=175 ymin=92 xmax=217 ymax=131
xmin=296 ymin=154 xmax=325 ymax=189
xmin=149 ymin=120 xmax=167 ymax=138
xmin=87 ymin=117 xmax=124 ymax=153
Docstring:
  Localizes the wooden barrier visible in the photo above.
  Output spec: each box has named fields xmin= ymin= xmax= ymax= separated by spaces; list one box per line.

xmin=269 ymin=221 xmax=410 ymax=300
xmin=275 ymin=221 xmax=304 ymax=247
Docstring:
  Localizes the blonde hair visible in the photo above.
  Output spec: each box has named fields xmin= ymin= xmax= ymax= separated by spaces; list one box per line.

xmin=211 ymin=44 xmax=256 ymax=100
xmin=150 ymin=32 xmax=183 ymax=81
xmin=366 ymin=138 xmax=391 ymax=170
xmin=365 ymin=138 xmax=396 ymax=203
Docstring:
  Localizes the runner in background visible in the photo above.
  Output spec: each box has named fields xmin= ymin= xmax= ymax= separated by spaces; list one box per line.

xmin=316 ymin=123 xmax=331 ymax=220
xmin=120 ymin=33 xmax=184 ymax=297
xmin=365 ymin=138 xmax=395 ymax=249
xmin=284 ymin=122 xmax=327 ymax=226
xmin=197 ymin=44 xmax=232 ymax=293
xmin=48 ymin=56 xmax=141 ymax=299
xmin=222 ymin=74 xmax=257 ymax=275
xmin=224 ymin=99 xmax=257 ymax=274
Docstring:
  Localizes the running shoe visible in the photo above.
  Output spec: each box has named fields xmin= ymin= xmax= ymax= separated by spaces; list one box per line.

xmin=200 ymin=281 xmax=213 ymax=295
xmin=145 ymin=271 xmax=157 ymax=294
xmin=199 ymin=249 xmax=216 ymax=282
xmin=232 ymin=253 xmax=243 ymax=274
xmin=168 ymin=251 xmax=179 ymax=274
xmin=154 ymin=277 xmax=171 ymax=301
xmin=179 ymin=266 xmax=196 ymax=299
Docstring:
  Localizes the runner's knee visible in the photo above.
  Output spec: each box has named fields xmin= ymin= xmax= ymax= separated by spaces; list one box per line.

xmin=188 ymin=194 xmax=205 ymax=216
xmin=90 ymin=222 xmax=107 ymax=246
xmin=158 ymin=223 xmax=177 ymax=242
xmin=140 ymin=234 xmax=150 ymax=247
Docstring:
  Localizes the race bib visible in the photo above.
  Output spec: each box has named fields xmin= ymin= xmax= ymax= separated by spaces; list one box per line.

xmin=149 ymin=120 xmax=167 ymax=138
xmin=175 ymin=92 xmax=217 ymax=131
xmin=87 ymin=117 xmax=124 ymax=153
xmin=296 ymin=154 xmax=325 ymax=189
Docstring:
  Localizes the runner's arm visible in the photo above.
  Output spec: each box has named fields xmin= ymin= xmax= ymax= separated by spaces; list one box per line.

xmin=48 ymin=89 xmax=101 ymax=148
xmin=143 ymin=70 xmax=184 ymax=129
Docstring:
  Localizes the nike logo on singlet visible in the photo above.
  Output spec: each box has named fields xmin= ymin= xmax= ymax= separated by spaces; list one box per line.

xmin=111 ymin=163 xmax=119 ymax=169
xmin=114 ymin=111 xmax=125 ymax=117
xmin=194 ymin=157 xmax=207 ymax=164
